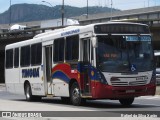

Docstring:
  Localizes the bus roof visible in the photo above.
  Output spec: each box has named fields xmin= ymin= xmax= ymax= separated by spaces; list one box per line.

xmin=5 ymin=22 xmax=149 ymax=50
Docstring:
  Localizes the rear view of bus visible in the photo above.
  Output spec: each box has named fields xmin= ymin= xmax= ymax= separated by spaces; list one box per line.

xmin=90 ymin=23 xmax=156 ymax=105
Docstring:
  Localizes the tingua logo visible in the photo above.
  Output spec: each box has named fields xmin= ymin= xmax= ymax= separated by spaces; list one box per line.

xmin=61 ymin=29 xmax=80 ymax=36
xmin=130 ymin=64 xmax=136 ymax=72
xmin=22 ymin=67 xmax=40 ymax=78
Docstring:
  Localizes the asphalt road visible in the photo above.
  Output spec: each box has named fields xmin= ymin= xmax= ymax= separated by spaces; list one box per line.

xmin=0 ymin=85 xmax=160 ymax=120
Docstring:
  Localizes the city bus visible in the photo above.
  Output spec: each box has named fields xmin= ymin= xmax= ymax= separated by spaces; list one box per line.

xmin=5 ymin=22 xmax=156 ymax=106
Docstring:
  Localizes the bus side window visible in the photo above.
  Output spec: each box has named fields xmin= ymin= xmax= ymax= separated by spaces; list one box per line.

xmin=31 ymin=43 xmax=42 ymax=66
xmin=21 ymin=45 xmax=30 ymax=67
xmin=53 ymin=38 xmax=65 ymax=62
xmin=66 ymin=35 xmax=79 ymax=61
xmin=14 ymin=48 xmax=19 ymax=68
xmin=6 ymin=49 xmax=13 ymax=69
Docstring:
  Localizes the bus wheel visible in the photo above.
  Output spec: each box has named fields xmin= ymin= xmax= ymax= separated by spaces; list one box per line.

xmin=25 ymin=83 xmax=33 ymax=101
xmin=70 ymin=82 xmax=82 ymax=106
xmin=119 ymin=98 xmax=134 ymax=106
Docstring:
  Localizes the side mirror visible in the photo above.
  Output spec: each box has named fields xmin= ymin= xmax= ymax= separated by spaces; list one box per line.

xmin=91 ymin=37 xmax=98 ymax=48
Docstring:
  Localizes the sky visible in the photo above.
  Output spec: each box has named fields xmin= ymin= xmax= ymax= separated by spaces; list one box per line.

xmin=0 ymin=0 xmax=160 ymax=13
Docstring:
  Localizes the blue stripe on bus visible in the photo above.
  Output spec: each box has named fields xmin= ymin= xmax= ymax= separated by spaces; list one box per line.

xmin=52 ymin=71 xmax=70 ymax=83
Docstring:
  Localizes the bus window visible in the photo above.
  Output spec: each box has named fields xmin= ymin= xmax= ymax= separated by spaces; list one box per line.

xmin=66 ymin=35 xmax=79 ymax=61
xmin=21 ymin=45 xmax=30 ymax=67
xmin=83 ymin=39 xmax=90 ymax=62
xmin=6 ymin=49 xmax=13 ymax=69
xmin=14 ymin=48 xmax=19 ymax=68
xmin=53 ymin=38 xmax=65 ymax=62
xmin=31 ymin=43 xmax=42 ymax=66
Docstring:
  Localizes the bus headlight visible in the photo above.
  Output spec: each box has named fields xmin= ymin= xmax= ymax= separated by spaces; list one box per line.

xmin=97 ymin=71 xmax=108 ymax=84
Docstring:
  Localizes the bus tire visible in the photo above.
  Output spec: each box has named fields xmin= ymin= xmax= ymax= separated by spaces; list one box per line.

xmin=25 ymin=83 xmax=34 ymax=101
xmin=119 ymin=98 xmax=134 ymax=106
xmin=70 ymin=82 xmax=82 ymax=106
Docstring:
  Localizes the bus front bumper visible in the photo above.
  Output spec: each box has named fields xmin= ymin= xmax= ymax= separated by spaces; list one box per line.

xmin=92 ymin=83 xmax=156 ymax=99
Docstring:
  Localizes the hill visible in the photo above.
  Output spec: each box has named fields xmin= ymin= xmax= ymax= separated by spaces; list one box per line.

xmin=0 ymin=4 xmax=120 ymax=24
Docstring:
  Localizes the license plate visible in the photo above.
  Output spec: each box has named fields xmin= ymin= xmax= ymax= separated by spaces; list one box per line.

xmin=126 ymin=90 xmax=135 ymax=93
xmin=136 ymin=76 xmax=148 ymax=80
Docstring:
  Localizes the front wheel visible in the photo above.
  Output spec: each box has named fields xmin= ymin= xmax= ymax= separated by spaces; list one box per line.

xmin=119 ymin=98 xmax=134 ymax=106
xmin=70 ymin=82 xmax=83 ymax=106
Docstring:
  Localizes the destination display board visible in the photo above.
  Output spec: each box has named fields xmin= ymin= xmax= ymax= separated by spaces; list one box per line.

xmin=94 ymin=24 xmax=150 ymax=34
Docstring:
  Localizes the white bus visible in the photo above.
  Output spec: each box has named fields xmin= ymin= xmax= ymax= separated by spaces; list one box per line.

xmin=5 ymin=22 xmax=156 ymax=106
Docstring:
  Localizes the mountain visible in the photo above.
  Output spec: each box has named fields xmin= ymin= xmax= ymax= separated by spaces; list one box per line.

xmin=0 ymin=4 xmax=120 ymax=24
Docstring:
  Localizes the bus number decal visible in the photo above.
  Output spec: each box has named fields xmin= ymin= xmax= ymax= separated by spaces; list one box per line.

xmin=22 ymin=67 xmax=40 ymax=78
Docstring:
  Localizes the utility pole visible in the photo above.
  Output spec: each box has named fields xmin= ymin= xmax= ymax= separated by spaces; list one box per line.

xmin=62 ymin=0 xmax=64 ymax=26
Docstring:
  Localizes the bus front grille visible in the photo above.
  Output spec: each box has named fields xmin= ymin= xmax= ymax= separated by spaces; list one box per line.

xmin=111 ymin=80 xmax=147 ymax=86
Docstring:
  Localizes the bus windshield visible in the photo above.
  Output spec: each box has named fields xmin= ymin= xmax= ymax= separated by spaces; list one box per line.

xmin=96 ymin=35 xmax=154 ymax=73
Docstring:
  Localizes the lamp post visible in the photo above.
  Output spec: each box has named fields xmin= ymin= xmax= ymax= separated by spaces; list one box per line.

xmin=42 ymin=0 xmax=64 ymax=26
xmin=42 ymin=1 xmax=54 ymax=7
xmin=42 ymin=0 xmax=55 ymax=17
xmin=110 ymin=0 xmax=113 ymax=21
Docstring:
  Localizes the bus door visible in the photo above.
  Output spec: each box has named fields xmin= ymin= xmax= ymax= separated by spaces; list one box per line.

xmin=45 ymin=45 xmax=53 ymax=95
xmin=82 ymin=38 xmax=92 ymax=96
